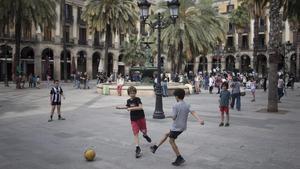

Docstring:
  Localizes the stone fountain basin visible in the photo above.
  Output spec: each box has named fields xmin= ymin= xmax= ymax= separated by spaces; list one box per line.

xmin=96 ymin=82 xmax=191 ymax=96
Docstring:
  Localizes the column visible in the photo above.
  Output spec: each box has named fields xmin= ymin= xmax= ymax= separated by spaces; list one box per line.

xmin=207 ymin=54 xmax=212 ymax=73
xmin=86 ymin=56 xmax=93 ymax=78
xmin=234 ymin=32 xmax=239 ymax=50
xmin=266 ymin=15 xmax=270 ymax=44
xmin=73 ymin=6 xmax=78 ymax=44
xmin=250 ymin=19 xmax=255 ymax=50
xmin=114 ymin=32 xmax=120 ymax=49
xmin=296 ymin=46 xmax=300 ymax=80
xmin=55 ymin=3 xmax=61 ymax=43
xmin=194 ymin=56 xmax=200 ymax=73
xmin=36 ymin=26 xmax=42 ymax=42
xmin=284 ymin=21 xmax=290 ymax=42
xmin=54 ymin=55 xmax=61 ymax=80
xmin=235 ymin=55 xmax=240 ymax=71
xmin=34 ymin=55 xmax=42 ymax=78
xmin=88 ymin=34 xmax=93 ymax=46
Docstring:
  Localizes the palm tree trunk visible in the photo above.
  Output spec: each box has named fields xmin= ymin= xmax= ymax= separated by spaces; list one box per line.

xmin=104 ymin=24 xmax=111 ymax=76
xmin=177 ymin=38 xmax=183 ymax=74
xmin=13 ymin=2 xmax=22 ymax=79
xmin=267 ymin=0 xmax=282 ymax=112
xmin=253 ymin=16 xmax=259 ymax=72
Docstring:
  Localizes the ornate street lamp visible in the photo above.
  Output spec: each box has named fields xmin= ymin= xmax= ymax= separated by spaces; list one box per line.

xmin=137 ymin=0 xmax=180 ymax=119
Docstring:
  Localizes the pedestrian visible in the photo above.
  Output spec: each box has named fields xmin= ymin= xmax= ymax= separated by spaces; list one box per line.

xmin=29 ymin=73 xmax=33 ymax=88
xmin=278 ymin=75 xmax=284 ymax=102
xmin=76 ymin=72 xmax=81 ymax=89
xmin=250 ymin=78 xmax=256 ymax=102
xmin=116 ymin=86 xmax=152 ymax=158
xmin=162 ymin=73 xmax=169 ymax=97
xmin=215 ymin=74 xmax=222 ymax=94
xmin=150 ymin=88 xmax=204 ymax=166
xmin=32 ymin=74 xmax=36 ymax=88
xmin=230 ymin=77 xmax=241 ymax=111
xmin=209 ymin=74 xmax=214 ymax=94
xmin=194 ymin=73 xmax=201 ymax=94
xmin=219 ymin=82 xmax=231 ymax=127
xmin=263 ymin=76 xmax=267 ymax=92
xmin=48 ymin=80 xmax=66 ymax=122
xmin=47 ymin=74 xmax=51 ymax=88
xmin=116 ymin=74 xmax=125 ymax=96
xmin=36 ymin=76 xmax=41 ymax=89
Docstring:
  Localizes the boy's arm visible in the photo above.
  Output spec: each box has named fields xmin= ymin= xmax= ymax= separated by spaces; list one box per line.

xmin=191 ymin=111 xmax=204 ymax=125
xmin=116 ymin=106 xmax=128 ymax=109
xmin=127 ymin=104 xmax=143 ymax=111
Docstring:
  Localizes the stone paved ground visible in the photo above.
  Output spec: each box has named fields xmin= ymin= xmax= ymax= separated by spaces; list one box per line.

xmin=0 ymin=81 xmax=299 ymax=169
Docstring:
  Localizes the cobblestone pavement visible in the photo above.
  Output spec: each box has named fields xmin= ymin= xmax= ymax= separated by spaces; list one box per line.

xmin=0 ymin=81 xmax=299 ymax=169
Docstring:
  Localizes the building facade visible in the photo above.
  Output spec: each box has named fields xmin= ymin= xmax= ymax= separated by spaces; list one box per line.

xmin=0 ymin=0 xmax=127 ymax=81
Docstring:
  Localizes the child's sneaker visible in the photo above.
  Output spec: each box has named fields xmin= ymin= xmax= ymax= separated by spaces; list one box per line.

xmin=172 ymin=156 xmax=185 ymax=166
xmin=58 ymin=116 xmax=66 ymax=120
xmin=150 ymin=145 xmax=158 ymax=154
xmin=135 ymin=146 xmax=142 ymax=158
xmin=48 ymin=119 xmax=53 ymax=122
xmin=143 ymin=135 xmax=152 ymax=143
xmin=219 ymin=122 xmax=224 ymax=127
xmin=225 ymin=123 xmax=230 ymax=127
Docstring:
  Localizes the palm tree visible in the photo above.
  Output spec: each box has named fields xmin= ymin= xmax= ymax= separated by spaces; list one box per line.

xmin=267 ymin=0 xmax=300 ymax=112
xmin=0 ymin=0 xmax=57 ymax=78
xmin=242 ymin=0 xmax=268 ymax=72
xmin=121 ymin=36 xmax=147 ymax=66
xmin=81 ymin=0 xmax=138 ymax=75
xmin=155 ymin=0 xmax=226 ymax=73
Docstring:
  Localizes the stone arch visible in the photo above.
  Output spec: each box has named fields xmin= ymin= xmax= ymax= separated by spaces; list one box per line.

xmin=0 ymin=45 xmax=13 ymax=81
xmin=41 ymin=48 xmax=54 ymax=80
xmin=77 ymin=50 xmax=87 ymax=73
xmin=225 ymin=55 xmax=235 ymax=72
xmin=198 ymin=56 xmax=208 ymax=73
xmin=60 ymin=50 xmax=71 ymax=80
xmin=20 ymin=46 xmax=35 ymax=75
xmin=257 ymin=54 xmax=267 ymax=77
xmin=92 ymin=52 xmax=101 ymax=79
xmin=241 ymin=54 xmax=251 ymax=73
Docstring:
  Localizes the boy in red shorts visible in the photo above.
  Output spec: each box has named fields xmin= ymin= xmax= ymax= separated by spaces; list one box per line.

xmin=219 ymin=82 xmax=231 ymax=127
xmin=116 ymin=86 xmax=152 ymax=158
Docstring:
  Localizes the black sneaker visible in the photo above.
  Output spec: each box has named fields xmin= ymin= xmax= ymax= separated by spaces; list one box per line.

xmin=225 ymin=123 xmax=230 ymax=127
xmin=219 ymin=122 xmax=224 ymax=127
xmin=58 ymin=117 xmax=66 ymax=120
xmin=172 ymin=156 xmax=185 ymax=166
xmin=135 ymin=146 xmax=142 ymax=158
xmin=48 ymin=119 xmax=53 ymax=122
xmin=150 ymin=145 xmax=158 ymax=154
xmin=143 ymin=135 xmax=152 ymax=143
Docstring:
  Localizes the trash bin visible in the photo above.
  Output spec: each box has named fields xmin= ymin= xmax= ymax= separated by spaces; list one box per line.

xmin=102 ymin=85 xmax=110 ymax=95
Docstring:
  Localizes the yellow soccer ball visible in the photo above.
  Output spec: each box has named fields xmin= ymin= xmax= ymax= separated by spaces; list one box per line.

xmin=84 ymin=149 xmax=96 ymax=161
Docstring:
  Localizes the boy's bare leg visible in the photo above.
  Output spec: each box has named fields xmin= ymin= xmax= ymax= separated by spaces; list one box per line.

xmin=57 ymin=105 xmax=61 ymax=116
xmin=169 ymin=138 xmax=180 ymax=156
xmin=226 ymin=112 xmax=230 ymax=123
xmin=48 ymin=106 xmax=55 ymax=122
xmin=134 ymin=134 xmax=139 ymax=146
xmin=157 ymin=132 xmax=170 ymax=147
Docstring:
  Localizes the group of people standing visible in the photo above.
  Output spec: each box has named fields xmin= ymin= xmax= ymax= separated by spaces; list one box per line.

xmin=73 ymin=72 xmax=90 ymax=89
xmin=15 ymin=73 xmax=41 ymax=89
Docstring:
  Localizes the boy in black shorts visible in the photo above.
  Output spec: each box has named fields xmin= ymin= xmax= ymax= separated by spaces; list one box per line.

xmin=48 ymin=80 xmax=66 ymax=122
xmin=150 ymin=88 xmax=204 ymax=166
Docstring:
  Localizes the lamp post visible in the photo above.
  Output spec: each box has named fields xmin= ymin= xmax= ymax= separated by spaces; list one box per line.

xmin=137 ymin=0 xmax=180 ymax=119
xmin=213 ymin=44 xmax=224 ymax=73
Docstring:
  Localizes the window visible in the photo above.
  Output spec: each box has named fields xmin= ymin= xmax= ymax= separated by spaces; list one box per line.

xmin=228 ymin=23 xmax=234 ymax=33
xmin=78 ymin=7 xmax=85 ymax=25
xmin=23 ymin=24 xmax=32 ymax=40
xmin=227 ymin=4 xmax=234 ymax=13
xmin=94 ymin=31 xmax=100 ymax=46
xmin=64 ymin=26 xmax=70 ymax=43
xmin=44 ymin=25 xmax=52 ymax=41
xmin=242 ymin=35 xmax=249 ymax=49
xmin=227 ymin=37 xmax=234 ymax=47
xmin=64 ymin=4 xmax=73 ymax=23
xmin=258 ymin=34 xmax=265 ymax=48
xmin=79 ymin=27 xmax=87 ymax=45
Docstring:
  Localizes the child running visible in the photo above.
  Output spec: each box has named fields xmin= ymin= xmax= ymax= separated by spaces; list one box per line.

xmin=219 ymin=82 xmax=231 ymax=127
xmin=150 ymin=88 xmax=204 ymax=166
xmin=116 ymin=86 xmax=152 ymax=158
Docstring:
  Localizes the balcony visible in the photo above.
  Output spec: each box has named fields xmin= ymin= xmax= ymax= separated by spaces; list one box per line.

xmin=241 ymin=45 xmax=249 ymax=51
xmin=93 ymin=41 xmax=104 ymax=49
xmin=65 ymin=16 xmax=74 ymax=24
xmin=225 ymin=46 xmax=236 ymax=53
xmin=257 ymin=45 xmax=267 ymax=51
xmin=258 ymin=25 xmax=266 ymax=33
xmin=227 ymin=28 xmax=235 ymax=35
xmin=78 ymin=17 xmax=86 ymax=26
xmin=78 ymin=39 xmax=87 ymax=45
